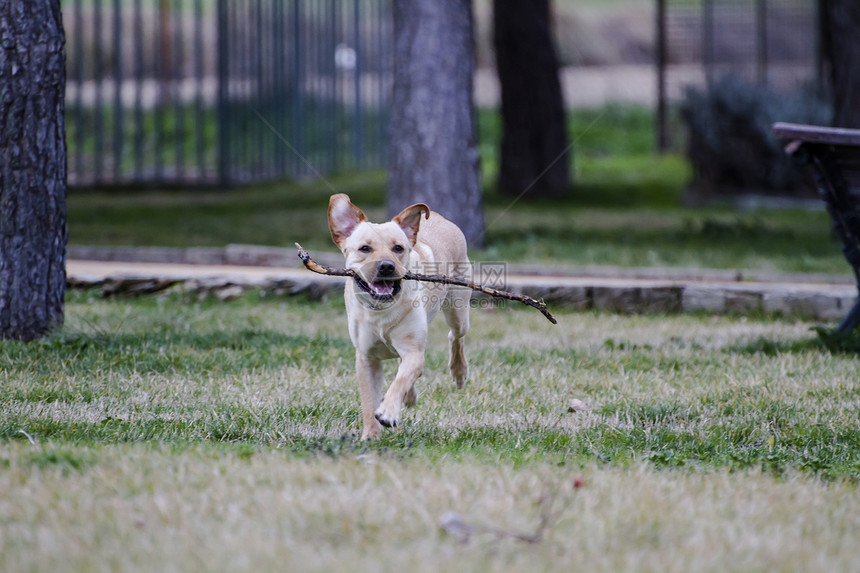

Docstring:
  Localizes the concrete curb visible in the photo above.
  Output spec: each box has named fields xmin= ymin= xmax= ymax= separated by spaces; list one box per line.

xmin=67 ymin=244 xmax=855 ymax=285
xmin=67 ymin=259 xmax=858 ymax=322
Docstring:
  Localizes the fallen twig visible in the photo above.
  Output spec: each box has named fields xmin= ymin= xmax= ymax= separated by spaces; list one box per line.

xmin=439 ymin=477 xmax=583 ymax=545
xmin=295 ymin=243 xmax=557 ymax=324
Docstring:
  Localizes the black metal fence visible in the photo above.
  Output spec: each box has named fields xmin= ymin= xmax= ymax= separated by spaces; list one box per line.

xmin=656 ymin=0 xmax=821 ymax=150
xmin=64 ymin=0 xmax=392 ymax=188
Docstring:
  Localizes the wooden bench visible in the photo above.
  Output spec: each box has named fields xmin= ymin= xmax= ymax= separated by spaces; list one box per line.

xmin=773 ymin=123 xmax=860 ymax=332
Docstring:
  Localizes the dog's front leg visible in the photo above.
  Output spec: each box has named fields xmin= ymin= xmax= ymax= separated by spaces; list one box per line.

xmin=374 ymin=351 xmax=424 ymax=428
xmin=356 ymin=353 xmax=384 ymax=439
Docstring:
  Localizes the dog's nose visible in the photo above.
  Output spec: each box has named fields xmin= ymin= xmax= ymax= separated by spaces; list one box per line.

xmin=376 ymin=260 xmax=396 ymax=277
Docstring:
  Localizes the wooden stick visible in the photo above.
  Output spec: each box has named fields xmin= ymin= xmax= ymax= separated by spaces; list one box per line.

xmin=295 ymin=243 xmax=557 ymax=324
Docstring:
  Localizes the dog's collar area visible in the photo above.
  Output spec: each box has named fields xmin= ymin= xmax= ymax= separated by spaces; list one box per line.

xmin=353 ymin=275 xmax=402 ymax=304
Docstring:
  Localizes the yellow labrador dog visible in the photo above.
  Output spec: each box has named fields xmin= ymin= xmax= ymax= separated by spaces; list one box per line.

xmin=328 ymin=193 xmax=470 ymax=439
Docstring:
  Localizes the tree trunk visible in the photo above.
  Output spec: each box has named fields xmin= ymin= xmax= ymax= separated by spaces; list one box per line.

xmin=387 ymin=0 xmax=484 ymax=247
xmin=820 ymin=0 xmax=860 ymax=128
xmin=0 ymin=0 xmax=67 ymax=341
xmin=493 ymin=0 xmax=569 ymax=199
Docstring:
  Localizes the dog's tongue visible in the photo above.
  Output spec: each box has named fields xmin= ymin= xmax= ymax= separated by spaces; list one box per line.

xmin=370 ymin=281 xmax=394 ymax=296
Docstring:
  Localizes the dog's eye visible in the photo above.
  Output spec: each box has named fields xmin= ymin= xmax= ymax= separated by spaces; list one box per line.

xmin=392 ymin=244 xmax=404 ymax=253
xmin=358 ymin=245 xmax=372 ymax=253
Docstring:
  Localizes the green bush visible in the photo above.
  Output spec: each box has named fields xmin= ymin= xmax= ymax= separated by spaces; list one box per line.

xmin=680 ymin=76 xmax=831 ymax=200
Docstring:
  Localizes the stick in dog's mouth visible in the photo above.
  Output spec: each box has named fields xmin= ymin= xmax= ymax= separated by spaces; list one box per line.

xmin=295 ymin=243 xmax=557 ymax=324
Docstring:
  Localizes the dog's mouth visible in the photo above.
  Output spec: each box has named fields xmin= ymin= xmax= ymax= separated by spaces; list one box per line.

xmin=353 ymin=276 xmax=402 ymax=301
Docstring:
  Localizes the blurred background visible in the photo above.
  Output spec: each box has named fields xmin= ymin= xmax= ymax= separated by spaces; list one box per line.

xmin=62 ymin=0 xmax=822 ymax=187
xmin=62 ymin=0 xmax=853 ymax=276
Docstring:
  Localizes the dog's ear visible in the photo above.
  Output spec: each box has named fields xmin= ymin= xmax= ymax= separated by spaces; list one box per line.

xmin=328 ymin=193 xmax=368 ymax=249
xmin=392 ymin=203 xmax=430 ymax=246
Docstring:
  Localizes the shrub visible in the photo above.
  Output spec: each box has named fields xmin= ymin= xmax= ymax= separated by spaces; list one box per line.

xmin=680 ymin=76 xmax=831 ymax=200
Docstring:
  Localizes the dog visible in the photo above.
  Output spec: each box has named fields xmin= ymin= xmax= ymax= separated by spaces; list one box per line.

xmin=327 ymin=193 xmax=471 ymax=439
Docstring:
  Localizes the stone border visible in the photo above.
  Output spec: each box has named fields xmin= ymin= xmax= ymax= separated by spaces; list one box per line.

xmin=67 ymin=244 xmax=854 ymax=285
xmin=66 ymin=259 xmax=857 ymax=322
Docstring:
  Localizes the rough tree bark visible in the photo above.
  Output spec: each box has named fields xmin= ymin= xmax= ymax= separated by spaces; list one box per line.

xmin=0 ymin=0 xmax=67 ymax=341
xmin=819 ymin=0 xmax=860 ymax=128
xmin=387 ymin=0 xmax=484 ymax=247
xmin=493 ymin=0 xmax=569 ymax=199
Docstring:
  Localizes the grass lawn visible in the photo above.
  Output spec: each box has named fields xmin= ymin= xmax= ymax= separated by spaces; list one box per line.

xmin=2 ymin=293 xmax=860 ymax=570
xmin=11 ymin=104 xmax=857 ymax=570
xmin=67 ymin=105 xmax=850 ymax=276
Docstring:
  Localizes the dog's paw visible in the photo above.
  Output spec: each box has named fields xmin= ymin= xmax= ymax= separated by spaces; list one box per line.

xmin=453 ymin=369 xmax=468 ymax=389
xmin=374 ymin=411 xmax=397 ymax=428
xmin=450 ymin=357 xmax=468 ymax=389
xmin=361 ymin=419 xmax=383 ymax=440
xmin=374 ymin=400 xmax=400 ymax=428
xmin=361 ymin=408 xmax=384 ymax=439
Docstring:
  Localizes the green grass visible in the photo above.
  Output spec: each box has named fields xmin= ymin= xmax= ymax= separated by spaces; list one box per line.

xmin=2 ymin=293 xmax=860 ymax=570
xmin=68 ymin=175 xmax=842 ymax=274
xmin=481 ymin=206 xmax=841 ymax=272
xmin=4 ymin=292 xmax=858 ymax=474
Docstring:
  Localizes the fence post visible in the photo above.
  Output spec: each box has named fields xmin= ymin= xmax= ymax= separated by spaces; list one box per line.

xmin=703 ymin=0 xmax=714 ymax=88
xmin=815 ymin=0 xmax=826 ymax=99
xmin=354 ymin=0 xmax=364 ymax=168
xmin=94 ymin=0 xmax=104 ymax=183
xmin=756 ymin=0 xmax=768 ymax=86
xmin=255 ymin=0 xmax=264 ymax=181
xmin=133 ymin=0 xmax=144 ymax=180
xmin=330 ymin=0 xmax=338 ymax=172
xmin=655 ymin=0 xmax=668 ymax=152
xmin=72 ymin=0 xmax=84 ymax=183
xmin=193 ymin=0 xmax=205 ymax=179
xmin=292 ymin=0 xmax=304 ymax=177
xmin=113 ymin=0 xmax=123 ymax=182
xmin=217 ymin=0 xmax=231 ymax=185
xmin=174 ymin=0 xmax=185 ymax=180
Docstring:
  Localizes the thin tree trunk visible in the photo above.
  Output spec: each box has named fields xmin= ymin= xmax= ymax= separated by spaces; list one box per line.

xmin=820 ymin=0 xmax=860 ymax=128
xmin=0 ymin=0 xmax=68 ymax=341
xmin=387 ymin=0 xmax=484 ymax=247
xmin=493 ymin=0 xmax=569 ymax=199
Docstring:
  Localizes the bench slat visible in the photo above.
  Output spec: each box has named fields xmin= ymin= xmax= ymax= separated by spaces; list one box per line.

xmin=773 ymin=122 xmax=860 ymax=147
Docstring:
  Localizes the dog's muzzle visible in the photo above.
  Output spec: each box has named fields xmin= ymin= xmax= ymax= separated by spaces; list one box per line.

xmin=353 ymin=276 xmax=402 ymax=301
xmin=354 ymin=259 xmax=402 ymax=302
